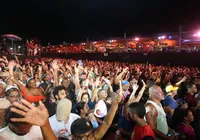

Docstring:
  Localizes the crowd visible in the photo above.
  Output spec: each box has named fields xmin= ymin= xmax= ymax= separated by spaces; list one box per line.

xmin=0 ymin=55 xmax=200 ymax=140
xmin=41 ymin=44 xmax=200 ymax=54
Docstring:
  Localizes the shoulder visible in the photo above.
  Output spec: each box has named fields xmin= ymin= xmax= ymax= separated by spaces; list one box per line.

xmin=27 ymin=125 xmax=43 ymax=138
xmin=49 ymin=115 xmax=57 ymax=122
xmin=70 ymin=113 xmax=80 ymax=120
xmin=0 ymin=127 xmax=13 ymax=139
xmin=145 ymin=103 xmax=158 ymax=116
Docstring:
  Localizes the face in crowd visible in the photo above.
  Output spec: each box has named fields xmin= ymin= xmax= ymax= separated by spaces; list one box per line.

xmin=149 ymin=85 xmax=164 ymax=101
xmin=53 ymin=86 xmax=67 ymax=101
xmin=6 ymin=108 xmax=33 ymax=136
xmin=122 ymin=82 xmax=130 ymax=92
xmin=6 ymin=88 xmax=20 ymax=104
xmin=44 ymin=74 xmax=51 ymax=82
xmin=81 ymin=93 xmax=90 ymax=104
xmin=61 ymin=78 xmax=71 ymax=89
xmin=27 ymin=79 xmax=37 ymax=88
xmin=98 ymin=90 xmax=108 ymax=101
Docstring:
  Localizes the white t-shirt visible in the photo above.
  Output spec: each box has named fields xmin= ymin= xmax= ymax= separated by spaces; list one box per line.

xmin=0 ymin=125 xmax=43 ymax=140
xmin=49 ymin=113 xmax=80 ymax=139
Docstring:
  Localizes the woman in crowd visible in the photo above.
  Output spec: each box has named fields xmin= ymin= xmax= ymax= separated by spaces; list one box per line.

xmin=172 ymin=108 xmax=196 ymax=140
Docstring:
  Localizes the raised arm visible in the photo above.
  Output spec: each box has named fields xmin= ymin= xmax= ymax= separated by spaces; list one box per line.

xmin=8 ymin=61 xmax=29 ymax=96
xmin=51 ymin=60 xmax=59 ymax=87
xmin=134 ymin=80 xmax=146 ymax=102
xmin=38 ymin=66 xmax=43 ymax=82
xmin=115 ymin=67 xmax=128 ymax=85
xmin=10 ymin=99 xmax=56 ymax=140
xmin=175 ymin=76 xmax=186 ymax=86
xmin=94 ymin=80 xmax=123 ymax=139
xmin=74 ymin=65 xmax=81 ymax=95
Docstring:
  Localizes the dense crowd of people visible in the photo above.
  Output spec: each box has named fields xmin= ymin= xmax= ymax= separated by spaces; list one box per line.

xmin=0 ymin=55 xmax=200 ymax=140
xmin=41 ymin=44 xmax=200 ymax=54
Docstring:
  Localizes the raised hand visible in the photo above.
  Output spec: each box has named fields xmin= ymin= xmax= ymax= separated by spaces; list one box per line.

xmin=0 ymin=71 xmax=10 ymax=77
xmin=180 ymin=76 xmax=187 ymax=82
xmin=74 ymin=65 xmax=79 ymax=73
xmin=10 ymin=99 xmax=49 ymax=126
xmin=41 ymin=61 xmax=45 ymax=66
xmin=123 ymin=67 xmax=129 ymax=73
xmin=132 ymin=83 xmax=139 ymax=91
xmin=95 ymin=76 xmax=101 ymax=87
xmin=141 ymin=80 xmax=146 ymax=88
xmin=118 ymin=80 xmax=123 ymax=102
xmin=65 ymin=63 xmax=72 ymax=70
xmin=8 ymin=61 xmax=16 ymax=70
xmin=29 ymin=66 xmax=33 ymax=71
xmin=51 ymin=60 xmax=59 ymax=70
xmin=94 ymin=67 xmax=98 ymax=74
xmin=38 ymin=65 xmax=42 ymax=72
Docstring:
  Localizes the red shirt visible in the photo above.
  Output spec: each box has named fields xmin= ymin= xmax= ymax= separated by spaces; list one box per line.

xmin=184 ymin=93 xmax=197 ymax=108
xmin=132 ymin=124 xmax=155 ymax=140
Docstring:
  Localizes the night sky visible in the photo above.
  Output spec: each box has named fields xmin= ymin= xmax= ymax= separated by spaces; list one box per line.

xmin=0 ymin=0 xmax=199 ymax=44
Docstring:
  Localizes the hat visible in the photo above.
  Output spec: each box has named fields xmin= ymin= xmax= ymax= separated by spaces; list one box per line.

xmin=71 ymin=118 xmax=93 ymax=135
xmin=122 ymin=80 xmax=129 ymax=85
xmin=94 ymin=100 xmax=107 ymax=118
xmin=5 ymin=85 xmax=19 ymax=92
xmin=78 ymin=60 xmax=83 ymax=66
xmin=56 ymin=98 xmax=72 ymax=123
xmin=0 ymin=82 xmax=6 ymax=88
xmin=165 ymin=85 xmax=178 ymax=93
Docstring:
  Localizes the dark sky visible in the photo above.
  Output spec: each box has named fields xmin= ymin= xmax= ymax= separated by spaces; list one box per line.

xmin=0 ymin=0 xmax=199 ymax=44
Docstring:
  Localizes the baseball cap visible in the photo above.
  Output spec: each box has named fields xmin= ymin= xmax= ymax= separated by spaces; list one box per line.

xmin=122 ymin=80 xmax=129 ymax=85
xmin=71 ymin=118 xmax=93 ymax=135
xmin=56 ymin=98 xmax=72 ymax=123
xmin=165 ymin=85 xmax=178 ymax=93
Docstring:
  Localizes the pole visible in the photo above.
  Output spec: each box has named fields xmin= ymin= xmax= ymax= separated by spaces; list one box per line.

xmin=12 ymin=39 xmax=13 ymax=48
xmin=179 ymin=26 xmax=182 ymax=51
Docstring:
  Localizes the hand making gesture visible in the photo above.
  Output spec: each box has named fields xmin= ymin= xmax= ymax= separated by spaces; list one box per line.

xmin=10 ymin=99 xmax=49 ymax=126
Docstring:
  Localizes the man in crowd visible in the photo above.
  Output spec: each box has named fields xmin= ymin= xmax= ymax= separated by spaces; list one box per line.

xmin=145 ymin=85 xmax=175 ymax=140
xmin=0 ymin=99 xmax=56 ymax=140
xmin=128 ymin=102 xmax=155 ymax=140
xmin=49 ymin=98 xmax=80 ymax=139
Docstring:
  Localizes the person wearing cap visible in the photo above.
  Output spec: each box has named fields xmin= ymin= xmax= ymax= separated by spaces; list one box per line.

xmin=120 ymin=80 xmax=131 ymax=101
xmin=0 ymin=86 xmax=21 ymax=128
xmin=49 ymin=98 xmax=80 ymax=139
xmin=70 ymin=80 xmax=123 ymax=140
xmin=5 ymin=85 xmax=21 ymax=105
xmin=163 ymin=85 xmax=178 ymax=117
xmin=0 ymin=99 xmax=56 ymax=140
xmin=163 ymin=85 xmax=179 ymax=118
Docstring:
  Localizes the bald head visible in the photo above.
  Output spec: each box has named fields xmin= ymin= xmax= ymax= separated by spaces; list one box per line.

xmin=149 ymin=85 xmax=164 ymax=100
